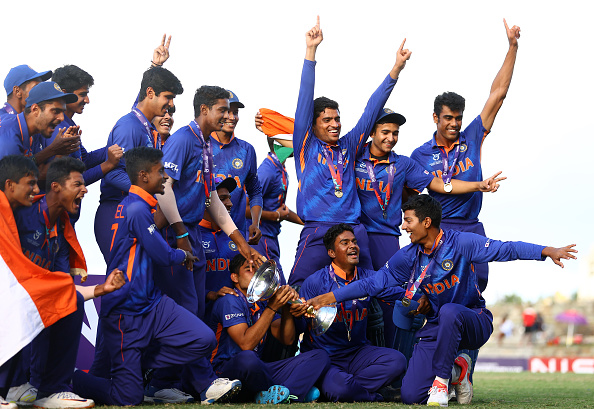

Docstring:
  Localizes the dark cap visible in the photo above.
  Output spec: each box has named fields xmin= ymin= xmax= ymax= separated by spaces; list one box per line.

xmin=376 ymin=108 xmax=406 ymax=126
xmin=25 ymin=82 xmax=78 ymax=108
xmin=215 ymin=176 xmax=237 ymax=193
xmin=4 ymin=65 xmax=52 ymax=95
xmin=227 ymin=90 xmax=245 ymax=108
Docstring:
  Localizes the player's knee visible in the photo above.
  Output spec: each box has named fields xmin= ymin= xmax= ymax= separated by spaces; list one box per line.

xmin=438 ymin=303 xmax=465 ymax=326
xmin=309 ymin=349 xmax=331 ymax=372
xmin=236 ymin=350 xmax=263 ymax=372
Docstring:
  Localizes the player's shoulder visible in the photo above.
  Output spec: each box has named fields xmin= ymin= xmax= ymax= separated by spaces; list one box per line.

xmin=411 ymin=138 xmax=435 ymax=157
xmin=213 ymin=292 xmax=244 ymax=317
xmin=301 ymin=267 xmax=329 ymax=292
xmin=0 ymin=114 xmax=18 ymax=135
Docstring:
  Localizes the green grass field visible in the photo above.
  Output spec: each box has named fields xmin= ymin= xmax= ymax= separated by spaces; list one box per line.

xmin=98 ymin=372 xmax=594 ymax=409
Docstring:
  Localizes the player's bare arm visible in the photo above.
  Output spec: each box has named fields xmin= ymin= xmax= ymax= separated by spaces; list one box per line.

xmin=480 ymin=18 xmax=521 ymax=132
xmin=308 ymin=291 xmax=337 ymax=309
xmin=270 ymin=286 xmax=299 ymax=345
xmin=542 ymin=245 xmax=578 ymax=268
xmin=428 ymin=171 xmax=507 ymax=194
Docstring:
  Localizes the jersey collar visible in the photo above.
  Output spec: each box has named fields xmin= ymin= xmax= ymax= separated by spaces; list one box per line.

xmin=210 ymin=131 xmax=236 ymax=148
xmin=361 ymin=143 xmax=396 ymax=164
xmin=129 ymin=185 xmax=158 ymax=207
xmin=331 ymin=262 xmax=358 ymax=282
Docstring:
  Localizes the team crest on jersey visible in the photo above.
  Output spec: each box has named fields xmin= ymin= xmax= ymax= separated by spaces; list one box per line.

xmin=232 ymin=158 xmax=243 ymax=169
xmin=441 ymin=259 xmax=454 ymax=271
xmin=202 ymin=241 xmax=210 ymax=249
xmin=229 ymin=242 xmax=238 ymax=251
xmin=342 ymin=149 xmax=347 ymax=156
xmin=460 ymin=144 xmax=467 ymax=152
xmin=33 ymin=230 xmax=42 ymax=241
xmin=432 ymin=153 xmax=440 ymax=161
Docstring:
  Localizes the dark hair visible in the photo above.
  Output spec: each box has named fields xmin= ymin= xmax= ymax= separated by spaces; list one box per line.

xmin=434 ymin=92 xmax=465 ymax=116
xmin=46 ymin=156 xmax=86 ymax=191
xmin=313 ymin=97 xmax=339 ymax=127
xmin=52 ymin=65 xmax=94 ymax=92
xmin=193 ymin=86 xmax=229 ymax=118
xmin=323 ymin=223 xmax=355 ymax=251
xmin=230 ymin=253 xmax=247 ymax=276
xmin=0 ymin=156 xmax=38 ymax=191
xmin=124 ymin=147 xmax=163 ymax=184
xmin=24 ymin=100 xmax=51 ymax=114
xmin=402 ymin=194 xmax=442 ymax=229
xmin=138 ymin=66 xmax=183 ymax=102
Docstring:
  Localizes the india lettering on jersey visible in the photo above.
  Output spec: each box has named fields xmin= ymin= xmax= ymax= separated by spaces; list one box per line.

xmin=22 ymin=249 xmax=52 ymax=270
xmin=430 ymin=156 xmax=475 ymax=179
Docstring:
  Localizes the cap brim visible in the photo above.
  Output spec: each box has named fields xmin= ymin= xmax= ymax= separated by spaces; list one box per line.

xmin=378 ymin=113 xmax=406 ymax=126
xmin=61 ymin=93 xmax=78 ymax=104
xmin=37 ymin=70 xmax=53 ymax=82
xmin=217 ymin=177 xmax=237 ymax=193
xmin=230 ymin=101 xmax=245 ymax=109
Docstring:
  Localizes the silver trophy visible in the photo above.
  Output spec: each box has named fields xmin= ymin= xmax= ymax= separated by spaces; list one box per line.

xmin=246 ymin=260 xmax=337 ymax=336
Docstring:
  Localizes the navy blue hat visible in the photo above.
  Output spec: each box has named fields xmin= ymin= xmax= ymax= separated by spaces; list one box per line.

xmin=4 ymin=65 xmax=52 ymax=95
xmin=215 ymin=176 xmax=237 ymax=193
xmin=227 ymin=90 xmax=245 ymax=109
xmin=376 ymin=108 xmax=406 ymax=126
xmin=25 ymin=82 xmax=78 ymax=108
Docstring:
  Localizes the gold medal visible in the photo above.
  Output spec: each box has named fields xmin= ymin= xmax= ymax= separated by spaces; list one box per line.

xmin=335 ymin=189 xmax=343 ymax=198
xmin=401 ymin=297 xmax=411 ymax=307
xmin=205 ymin=198 xmax=211 ymax=207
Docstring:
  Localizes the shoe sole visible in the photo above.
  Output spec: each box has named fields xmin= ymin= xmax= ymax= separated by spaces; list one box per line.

xmin=427 ymin=402 xmax=448 ymax=407
xmin=255 ymin=386 xmax=289 ymax=404
xmin=33 ymin=404 xmax=94 ymax=409
xmin=201 ymin=383 xmax=241 ymax=405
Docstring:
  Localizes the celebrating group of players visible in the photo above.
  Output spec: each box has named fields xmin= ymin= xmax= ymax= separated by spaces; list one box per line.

xmin=0 ymin=16 xmax=577 ymax=409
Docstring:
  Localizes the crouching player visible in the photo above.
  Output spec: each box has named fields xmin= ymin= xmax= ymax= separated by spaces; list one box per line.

xmin=209 ymin=254 xmax=329 ymax=403
xmin=308 ymin=195 xmax=577 ymax=406
xmin=298 ymin=224 xmax=407 ymax=402
xmin=72 ymin=147 xmax=241 ymax=406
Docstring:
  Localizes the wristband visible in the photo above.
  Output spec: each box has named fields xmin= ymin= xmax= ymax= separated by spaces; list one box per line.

xmin=275 ymin=211 xmax=281 ymax=222
xmin=151 ymin=60 xmax=163 ymax=67
xmin=176 ymin=232 xmax=189 ymax=239
xmin=266 ymin=305 xmax=278 ymax=314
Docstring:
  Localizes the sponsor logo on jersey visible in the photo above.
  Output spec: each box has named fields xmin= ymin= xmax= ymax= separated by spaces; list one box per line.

xmin=147 ymin=224 xmax=156 ymax=234
xmin=432 ymin=153 xmax=440 ymax=161
xmin=442 ymin=259 xmax=454 ymax=271
xmin=164 ymin=161 xmax=178 ymax=173
xmin=224 ymin=312 xmax=244 ymax=320
xmin=485 ymin=239 xmax=491 ymax=248
xmin=232 ymin=158 xmax=243 ymax=169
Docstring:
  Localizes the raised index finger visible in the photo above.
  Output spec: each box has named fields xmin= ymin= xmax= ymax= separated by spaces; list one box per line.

xmin=398 ymin=38 xmax=407 ymax=52
xmin=165 ymin=35 xmax=171 ymax=50
xmin=503 ymin=18 xmax=509 ymax=32
xmin=316 ymin=15 xmax=320 ymax=28
xmin=160 ymin=33 xmax=166 ymax=46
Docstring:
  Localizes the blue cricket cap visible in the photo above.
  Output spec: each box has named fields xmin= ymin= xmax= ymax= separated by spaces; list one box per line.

xmin=227 ymin=90 xmax=245 ymax=108
xmin=215 ymin=176 xmax=237 ymax=193
xmin=376 ymin=108 xmax=406 ymax=126
xmin=25 ymin=82 xmax=78 ymax=108
xmin=4 ymin=65 xmax=53 ymax=95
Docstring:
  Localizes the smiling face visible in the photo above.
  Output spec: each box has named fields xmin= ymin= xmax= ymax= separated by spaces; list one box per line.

xmin=144 ymin=161 xmax=168 ymax=196
xmin=433 ymin=106 xmax=463 ymax=145
xmin=370 ymin=122 xmax=400 ymax=156
xmin=221 ymin=103 xmax=240 ymax=134
xmin=202 ymin=98 xmax=229 ymax=135
xmin=216 ymin=186 xmax=233 ymax=213
xmin=32 ymin=100 xmax=67 ymax=138
xmin=6 ymin=174 xmax=39 ymax=209
xmin=401 ymin=209 xmax=432 ymax=245
xmin=53 ymin=171 xmax=87 ymax=215
xmin=152 ymin=110 xmax=174 ymax=138
xmin=66 ymin=86 xmax=90 ymax=116
xmin=313 ymin=108 xmax=341 ymax=145
xmin=328 ymin=230 xmax=359 ymax=268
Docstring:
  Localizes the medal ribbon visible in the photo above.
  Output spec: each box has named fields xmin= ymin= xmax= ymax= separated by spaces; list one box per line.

xmin=39 ymin=198 xmax=59 ymax=267
xmin=322 ymin=146 xmax=343 ymax=194
xmin=132 ymin=108 xmax=161 ymax=149
xmin=328 ymin=264 xmax=359 ymax=338
xmin=364 ymin=160 xmax=395 ymax=215
xmin=16 ymin=114 xmax=33 ymax=157
xmin=189 ymin=121 xmax=214 ymax=203
xmin=404 ymin=230 xmax=444 ymax=300
xmin=438 ymin=145 xmax=461 ymax=185
xmin=3 ymin=103 xmax=15 ymax=115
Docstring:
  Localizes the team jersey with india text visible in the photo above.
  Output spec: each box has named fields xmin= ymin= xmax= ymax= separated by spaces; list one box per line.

xmin=210 ymin=133 xmax=263 ymax=229
xmin=99 ymin=110 xmax=160 ymax=203
xmin=355 ymin=145 xmax=434 ymax=235
xmin=0 ymin=112 xmax=35 ymax=158
xmin=199 ymin=220 xmax=239 ymax=294
xmin=333 ymin=230 xmax=546 ymax=324
xmin=208 ymin=292 xmax=275 ymax=368
xmin=293 ymin=59 xmax=397 ymax=223
xmin=411 ymin=115 xmax=487 ymax=220
xmin=162 ymin=122 xmax=211 ymax=225
xmin=299 ymin=264 xmax=402 ymax=356
xmin=257 ymin=153 xmax=288 ymax=238
xmin=100 ymin=185 xmax=186 ymax=317
xmin=14 ymin=195 xmax=70 ymax=273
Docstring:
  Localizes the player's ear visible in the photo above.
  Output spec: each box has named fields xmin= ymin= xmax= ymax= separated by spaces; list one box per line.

xmin=230 ymin=272 xmax=239 ymax=284
xmin=145 ymin=87 xmax=155 ymax=100
xmin=50 ymin=181 xmax=61 ymax=193
xmin=327 ymin=248 xmax=336 ymax=259
xmin=200 ymin=103 xmax=209 ymax=117
xmin=433 ymin=112 xmax=439 ymax=124
xmin=423 ymin=217 xmax=432 ymax=228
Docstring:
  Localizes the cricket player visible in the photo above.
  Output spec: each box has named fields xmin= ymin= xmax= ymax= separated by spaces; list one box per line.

xmin=2 ymin=65 xmax=52 ymax=119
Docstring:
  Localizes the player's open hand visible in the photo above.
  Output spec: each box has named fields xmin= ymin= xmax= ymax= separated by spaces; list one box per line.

xmin=182 ymin=250 xmax=198 ymax=270
xmin=503 ymin=19 xmax=521 ymax=47
xmin=50 ymin=127 xmax=81 ymax=156
xmin=255 ymin=110 xmax=264 ymax=133
xmin=153 ymin=34 xmax=171 ymax=66
xmin=248 ymin=224 xmax=262 ymax=245
xmin=479 ymin=171 xmax=507 ymax=193
xmin=306 ymin=16 xmax=323 ymax=49
xmin=542 ymin=245 xmax=577 ymax=268
xmin=395 ymin=38 xmax=412 ymax=70
xmin=290 ymin=298 xmax=311 ymax=317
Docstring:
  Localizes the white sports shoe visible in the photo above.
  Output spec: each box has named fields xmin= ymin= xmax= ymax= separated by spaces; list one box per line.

xmin=7 ymin=383 xmax=37 ymax=406
xmin=452 ymin=353 xmax=473 ymax=404
xmin=1 ymin=396 xmax=18 ymax=409
xmin=200 ymin=378 xmax=241 ymax=404
xmin=143 ymin=387 xmax=194 ymax=404
xmin=32 ymin=392 xmax=94 ymax=409
xmin=427 ymin=380 xmax=449 ymax=407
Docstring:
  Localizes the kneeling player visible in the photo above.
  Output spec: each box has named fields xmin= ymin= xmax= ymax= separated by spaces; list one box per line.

xmin=72 ymin=147 xmax=241 ymax=406
xmin=298 ymin=224 xmax=407 ymax=402
xmin=209 ymin=254 xmax=329 ymax=403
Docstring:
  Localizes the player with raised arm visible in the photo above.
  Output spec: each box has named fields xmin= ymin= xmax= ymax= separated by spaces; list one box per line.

xmin=288 ymin=16 xmax=411 ymax=287
xmin=307 ymin=194 xmax=576 ymax=407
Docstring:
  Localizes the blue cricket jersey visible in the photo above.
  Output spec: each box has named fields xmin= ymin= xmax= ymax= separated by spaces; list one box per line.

xmin=100 ymin=185 xmax=186 ymax=317
xmin=293 ymin=59 xmax=397 ymax=223
xmin=99 ymin=110 xmax=160 ymax=203
xmin=161 ymin=121 xmax=211 ymax=225
xmin=299 ymin=264 xmax=402 ymax=356
xmin=199 ymin=220 xmax=240 ymax=294
xmin=333 ymin=230 xmax=546 ymax=324
xmin=355 ymin=144 xmax=434 ymax=235
xmin=14 ymin=196 xmax=70 ymax=273
xmin=0 ymin=103 xmax=17 ymax=120
xmin=210 ymin=133 xmax=263 ymax=230
xmin=257 ymin=153 xmax=288 ymax=238
xmin=0 ymin=112 xmax=35 ymax=158
xmin=208 ymin=293 xmax=274 ymax=368
xmin=410 ymin=116 xmax=487 ymax=220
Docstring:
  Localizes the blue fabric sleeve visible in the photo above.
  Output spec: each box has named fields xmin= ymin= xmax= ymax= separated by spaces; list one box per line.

xmin=244 ymin=145 xmax=263 ymax=208
xmin=455 ymin=232 xmax=546 ymax=264
xmin=466 ymin=115 xmax=487 ymax=146
xmin=0 ymin=135 xmax=24 ymax=158
xmin=403 ymin=156 xmax=434 ymax=191
xmin=162 ymin=132 xmax=190 ymax=181
xmin=83 ymin=146 xmax=108 ymax=168
xmin=216 ymin=295 xmax=249 ymax=329
xmin=293 ymin=59 xmax=316 ymax=156
xmin=128 ymin=202 xmax=185 ymax=266
xmin=103 ymin=165 xmax=131 ymax=192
